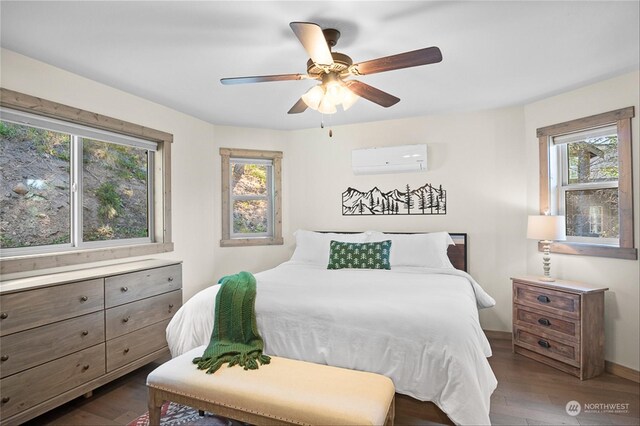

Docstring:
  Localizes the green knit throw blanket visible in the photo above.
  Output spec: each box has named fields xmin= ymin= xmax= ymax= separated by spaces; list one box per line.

xmin=192 ymin=271 xmax=271 ymax=374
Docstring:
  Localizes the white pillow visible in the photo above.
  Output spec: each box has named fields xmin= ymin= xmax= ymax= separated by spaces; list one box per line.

xmin=291 ymin=230 xmax=368 ymax=265
xmin=366 ymin=231 xmax=455 ymax=268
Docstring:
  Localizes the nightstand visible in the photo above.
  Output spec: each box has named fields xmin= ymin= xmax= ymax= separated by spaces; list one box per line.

xmin=511 ymin=276 xmax=608 ymax=380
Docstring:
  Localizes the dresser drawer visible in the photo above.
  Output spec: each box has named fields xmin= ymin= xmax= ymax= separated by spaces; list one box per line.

xmin=513 ymin=282 xmax=580 ymax=319
xmin=105 ymin=264 xmax=182 ymax=308
xmin=514 ymin=305 xmax=580 ymax=342
xmin=0 ymin=279 xmax=104 ymax=336
xmin=514 ymin=327 xmax=579 ymax=366
xmin=106 ymin=319 xmax=170 ymax=372
xmin=105 ymin=290 xmax=181 ymax=340
xmin=0 ymin=311 xmax=104 ymax=379
xmin=0 ymin=343 xmax=105 ymax=418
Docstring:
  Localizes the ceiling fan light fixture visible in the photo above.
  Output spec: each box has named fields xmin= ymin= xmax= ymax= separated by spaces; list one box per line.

xmin=318 ymin=95 xmax=337 ymax=114
xmin=301 ymin=85 xmax=325 ymax=110
xmin=341 ymin=88 xmax=359 ymax=111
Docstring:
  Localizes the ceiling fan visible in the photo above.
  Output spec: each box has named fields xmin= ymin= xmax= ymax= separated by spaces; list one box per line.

xmin=220 ymin=22 xmax=443 ymax=115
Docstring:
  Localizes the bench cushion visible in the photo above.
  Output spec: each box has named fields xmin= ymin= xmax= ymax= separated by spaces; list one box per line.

xmin=147 ymin=345 xmax=395 ymax=425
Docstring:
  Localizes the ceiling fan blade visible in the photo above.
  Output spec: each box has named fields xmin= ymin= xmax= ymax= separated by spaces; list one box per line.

xmin=288 ymin=98 xmax=308 ymax=114
xmin=345 ymin=80 xmax=400 ymax=108
xmin=352 ymin=46 xmax=442 ymax=76
xmin=290 ymin=22 xmax=334 ymax=66
xmin=221 ymin=74 xmax=304 ymax=85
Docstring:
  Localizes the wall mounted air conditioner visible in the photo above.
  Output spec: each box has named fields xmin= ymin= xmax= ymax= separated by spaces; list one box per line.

xmin=352 ymin=144 xmax=427 ymax=175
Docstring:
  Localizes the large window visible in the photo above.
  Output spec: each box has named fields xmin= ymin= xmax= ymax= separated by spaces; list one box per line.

xmin=537 ymin=107 xmax=636 ymax=259
xmin=220 ymin=148 xmax=283 ymax=247
xmin=0 ymin=89 xmax=173 ymax=274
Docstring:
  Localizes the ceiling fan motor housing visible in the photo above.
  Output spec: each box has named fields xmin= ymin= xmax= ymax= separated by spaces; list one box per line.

xmin=307 ymin=52 xmax=353 ymax=76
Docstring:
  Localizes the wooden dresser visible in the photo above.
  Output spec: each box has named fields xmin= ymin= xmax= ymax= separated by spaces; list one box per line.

xmin=0 ymin=259 xmax=182 ymax=425
xmin=511 ymin=276 xmax=607 ymax=380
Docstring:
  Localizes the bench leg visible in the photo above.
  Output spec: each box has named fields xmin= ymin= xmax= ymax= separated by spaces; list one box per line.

xmin=147 ymin=387 xmax=164 ymax=426
xmin=198 ymin=410 xmax=205 ymax=416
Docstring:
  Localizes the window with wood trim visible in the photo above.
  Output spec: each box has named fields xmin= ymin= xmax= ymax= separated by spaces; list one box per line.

xmin=0 ymin=88 xmax=174 ymax=275
xmin=220 ymin=148 xmax=283 ymax=247
xmin=537 ymin=106 xmax=636 ymax=260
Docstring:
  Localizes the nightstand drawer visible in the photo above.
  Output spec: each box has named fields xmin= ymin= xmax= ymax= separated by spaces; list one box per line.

xmin=514 ymin=282 xmax=580 ymax=319
xmin=514 ymin=327 xmax=579 ymax=366
xmin=514 ymin=305 xmax=579 ymax=341
xmin=105 ymin=290 xmax=181 ymax=340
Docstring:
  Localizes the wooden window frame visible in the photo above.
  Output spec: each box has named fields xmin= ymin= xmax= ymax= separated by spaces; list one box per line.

xmin=537 ymin=106 xmax=636 ymax=260
xmin=220 ymin=148 xmax=283 ymax=247
xmin=0 ymin=88 xmax=174 ymax=275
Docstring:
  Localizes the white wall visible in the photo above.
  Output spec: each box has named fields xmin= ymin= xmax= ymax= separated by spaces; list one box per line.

xmin=0 ymin=49 xmax=291 ymax=300
xmin=524 ymin=71 xmax=640 ymax=370
xmin=286 ymin=108 xmax=528 ymax=333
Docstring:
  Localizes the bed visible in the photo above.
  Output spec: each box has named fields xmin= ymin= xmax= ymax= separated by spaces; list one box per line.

xmin=166 ymin=231 xmax=497 ymax=425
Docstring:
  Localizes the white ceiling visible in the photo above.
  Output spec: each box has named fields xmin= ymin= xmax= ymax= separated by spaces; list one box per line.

xmin=1 ymin=1 xmax=638 ymax=130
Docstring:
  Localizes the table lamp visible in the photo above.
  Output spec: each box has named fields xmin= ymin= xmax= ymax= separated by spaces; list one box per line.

xmin=527 ymin=215 xmax=566 ymax=282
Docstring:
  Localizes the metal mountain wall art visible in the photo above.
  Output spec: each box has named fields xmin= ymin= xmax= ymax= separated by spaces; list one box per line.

xmin=342 ymin=183 xmax=446 ymax=216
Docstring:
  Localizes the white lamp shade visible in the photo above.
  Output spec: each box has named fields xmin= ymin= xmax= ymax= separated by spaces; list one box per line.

xmin=527 ymin=215 xmax=566 ymax=241
xmin=301 ymin=85 xmax=324 ymax=110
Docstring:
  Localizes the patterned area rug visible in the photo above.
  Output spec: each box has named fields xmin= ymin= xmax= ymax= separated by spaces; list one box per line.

xmin=128 ymin=401 xmax=243 ymax=426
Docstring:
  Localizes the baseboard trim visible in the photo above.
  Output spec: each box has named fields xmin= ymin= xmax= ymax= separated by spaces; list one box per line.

xmin=605 ymin=360 xmax=640 ymax=383
xmin=483 ymin=329 xmax=640 ymax=383
xmin=483 ymin=329 xmax=512 ymax=340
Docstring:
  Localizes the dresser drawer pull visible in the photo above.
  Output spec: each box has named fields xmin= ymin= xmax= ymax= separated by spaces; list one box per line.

xmin=1 ymin=355 xmax=8 ymax=362
xmin=538 ymin=339 xmax=551 ymax=349
xmin=82 ymin=364 xmax=90 ymax=371
xmin=121 ymin=286 xmax=129 ymax=292
xmin=168 ymin=277 xmax=174 ymax=282
xmin=169 ymin=304 xmax=174 ymax=309
xmin=2 ymin=397 xmax=9 ymax=404
xmin=538 ymin=318 xmax=551 ymax=326
xmin=0 ymin=312 xmax=7 ymax=319
xmin=80 ymin=296 xmax=89 ymax=302
xmin=122 ymin=316 xmax=130 ymax=323
xmin=123 ymin=347 xmax=130 ymax=354
xmin=81 ymin=330 xmax=89 ymax=336
xmin=536 ymin=295 xmax=550 ymax=303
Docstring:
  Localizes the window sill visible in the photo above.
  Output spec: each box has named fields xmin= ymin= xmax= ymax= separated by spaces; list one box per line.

xmin=0 ymin=242 xmax=174 ymax=275
xmin=540 ymin=241 xmax=637 ymax=260
xmin=220 ymin=237 xmax=284 ymax=247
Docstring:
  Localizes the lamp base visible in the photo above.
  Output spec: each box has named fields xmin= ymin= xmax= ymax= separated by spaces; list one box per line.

xmin=539 ymin=276 xmax=556 ymax=282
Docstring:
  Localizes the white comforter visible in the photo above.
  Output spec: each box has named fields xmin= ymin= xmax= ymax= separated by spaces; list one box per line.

xmin=166 ymin=261 xmax=497 ymax=425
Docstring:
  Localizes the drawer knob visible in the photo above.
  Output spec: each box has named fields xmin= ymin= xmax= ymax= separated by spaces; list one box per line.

xmin=536 ymin=295 xmax=550 ymax=303
xmin=0 ymin=312 xmax=7 ymax=319
xmin=169 ymin=304 xmax=174 ymax=309
xmin=122 ymin=316 xmax=130 ymax=323
xmin=1 ymin=397 xmax=9 ymax=404
xmin=81 ymin=330 xmax=89 ymax=336
xmin=121 ymin=286 xmax=128 ymax=292
xmin=538 ymin=339 xmax=551 ymax=349
xmin=124 ymin=347 xmax=130 ymax=354
xmin=80 ymin=296 xmax=88 ymax=302
xmin=82 ymin=364 xmax=90 ymax=371
xmin=538 ymin=318 xmax=551 ymax=327
xmin=168 ymin=277 xmax=174 ymax=282
xmin=1 ymin=355 xmax=8 ymax=362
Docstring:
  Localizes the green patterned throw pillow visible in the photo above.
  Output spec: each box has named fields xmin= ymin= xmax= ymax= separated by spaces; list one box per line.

xmin=327 ymin=240 xmax=392 ymax=270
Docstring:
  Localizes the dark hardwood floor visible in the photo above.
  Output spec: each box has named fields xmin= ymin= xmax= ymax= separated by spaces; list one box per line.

xmin=24 ymin=338 xmax=640 ymax=425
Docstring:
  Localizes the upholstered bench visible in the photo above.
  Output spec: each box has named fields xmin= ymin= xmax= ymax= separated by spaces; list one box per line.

xmin=147 ymin=345 xmax=395 ymax=425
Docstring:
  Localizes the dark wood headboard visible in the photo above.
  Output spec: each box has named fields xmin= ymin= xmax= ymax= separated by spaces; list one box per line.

xmin=317 ymin=232 xmax=468 ymax=272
